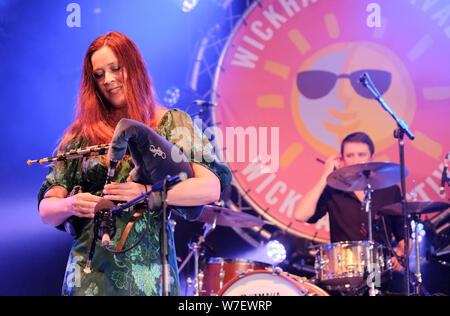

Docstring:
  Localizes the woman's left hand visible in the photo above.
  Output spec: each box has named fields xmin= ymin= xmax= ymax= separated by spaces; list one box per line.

xmin=102 ymin=179 xmax=148 ymax=202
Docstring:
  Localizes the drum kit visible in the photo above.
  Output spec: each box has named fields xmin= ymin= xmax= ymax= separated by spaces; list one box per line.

xmin=178 ymin=162 xmax=449 ymax=296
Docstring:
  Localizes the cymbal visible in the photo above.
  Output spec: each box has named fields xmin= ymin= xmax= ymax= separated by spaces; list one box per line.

xmin=197 ymin=205 xmax=265 ymax=228
xmin=379 ymin=200 xmax=450 ymax=216
xmin=327 ymin=162 xmax=407 ymax=192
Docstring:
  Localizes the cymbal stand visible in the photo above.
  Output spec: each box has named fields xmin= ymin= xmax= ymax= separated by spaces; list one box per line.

xmin=361 ymin=171 xmax=378 ymax=296
xmin=178 ymin=217 xmax=217 ymax=296
xmin=411 ymin=214 xmax=423 ymax=295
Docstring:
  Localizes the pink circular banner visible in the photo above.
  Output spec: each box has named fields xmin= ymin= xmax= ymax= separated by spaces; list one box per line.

xmin=213 ymin=0 xmax=450 ymax=242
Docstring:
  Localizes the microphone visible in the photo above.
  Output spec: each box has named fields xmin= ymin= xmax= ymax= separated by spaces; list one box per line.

xmin=359 ymin=72 xmax=415 ymax=140
xmin=94 ymin=200 xmax=115 ymax=247
xmin=440 ymin=152 xmax=449 ymax=195
xmin=359 ymin=72 xmax=381 ymax=96
xmin=359 ymin=73 xmax=368 ymax=86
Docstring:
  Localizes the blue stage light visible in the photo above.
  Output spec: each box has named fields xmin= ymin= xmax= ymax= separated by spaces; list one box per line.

xmin=266 ymin=240 xmax=287 ymax=264
xmin=163 ymin=86 xmax=181 ymax=107
xmin=182 ymin=0 xmax=199 ymax=13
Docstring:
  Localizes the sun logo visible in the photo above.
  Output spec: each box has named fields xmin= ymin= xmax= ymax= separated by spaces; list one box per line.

xmin=291 ymin=42 xmax=416 ymax=157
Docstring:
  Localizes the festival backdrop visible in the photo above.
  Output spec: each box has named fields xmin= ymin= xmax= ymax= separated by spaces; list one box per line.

xmin=0 ymin=0 xmax=449 ymax=295
xmin=212 ymin=0 xmax=450 ymax=242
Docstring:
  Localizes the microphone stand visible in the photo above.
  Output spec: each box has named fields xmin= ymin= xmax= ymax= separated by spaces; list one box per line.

xmin=360 ymin=74 xmax=414 ymax=296
xmin=160 ymin=177 xmax=170 ymax=296
xmin=84 ymin=174 xmax=183 ymax=296
xmin=361 ymin=176 xmax=377 ymax=296
xmin=178 ymin=218 xmax=217 ymax=296
xmin=122 ymin=176 xmax=177 ymax=296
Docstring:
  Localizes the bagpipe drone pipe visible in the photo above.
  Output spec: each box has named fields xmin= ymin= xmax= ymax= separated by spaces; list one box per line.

xmin=36 ymin=118 xmax=204 ymax=240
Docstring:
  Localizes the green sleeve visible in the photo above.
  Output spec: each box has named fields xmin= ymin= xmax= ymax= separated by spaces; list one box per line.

xmin=38 ymin=160 xmax=80 ymax=204
xmin=37 ymin=141 xmax=84 ymax=233
xmin=157 ymin=109 xmax=232 ymax=192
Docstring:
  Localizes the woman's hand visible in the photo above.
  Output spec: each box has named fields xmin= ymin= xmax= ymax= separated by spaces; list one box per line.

xmin=67 ymin=192 xmax=103 ymax=219
xmin=102 ymin=179 xmax=148 ymax=202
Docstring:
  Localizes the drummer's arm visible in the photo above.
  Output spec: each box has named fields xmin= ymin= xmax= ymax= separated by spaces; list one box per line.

xmin=392 ymin=239 xmax=413 ymax=272
xmin=295 ymin=156 xmax=341 ymax=222
xmin=294 ymin=175 xmax=328 ymax=222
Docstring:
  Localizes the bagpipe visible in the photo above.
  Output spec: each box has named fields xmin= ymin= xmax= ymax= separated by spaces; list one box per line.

xmin=30 ymin=118 xmax=205 ymax=292
xmin=27 ymin=144 xmax=110 ymax=165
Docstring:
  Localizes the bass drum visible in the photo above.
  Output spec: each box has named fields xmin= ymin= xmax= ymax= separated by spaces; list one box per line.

xmin=217 ymin=270 xmax=329 ymax=296
xmin=200 ymin=258 xmax=271 ymax=296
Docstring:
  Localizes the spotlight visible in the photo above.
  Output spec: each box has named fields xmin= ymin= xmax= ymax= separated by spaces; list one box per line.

xmin=266 ymin=240 xmax=286 ymax=264
xmin=163 ymin=86 xmax=181 ymax=107
xmin=181 ymin=0 xmax=199 ymax=13
xmin=411 ymin=220 xmax=426 ymax=243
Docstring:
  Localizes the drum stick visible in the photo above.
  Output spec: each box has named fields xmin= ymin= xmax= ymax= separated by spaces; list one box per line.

xmin=316 ymin=158 xmax=325 ymax=164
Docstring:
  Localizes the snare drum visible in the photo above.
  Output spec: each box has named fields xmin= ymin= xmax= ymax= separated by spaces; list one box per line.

xmin=218 ymin=270 xmax=330 ymax=296
xmin=200 ymin=258 xmax=271 ymax=296
xmin=313 ymin=241 xmax=391 ymax=287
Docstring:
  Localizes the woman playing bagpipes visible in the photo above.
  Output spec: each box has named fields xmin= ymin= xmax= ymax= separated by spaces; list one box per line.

xmin=38 ymin=31 xmax=231 ymax=296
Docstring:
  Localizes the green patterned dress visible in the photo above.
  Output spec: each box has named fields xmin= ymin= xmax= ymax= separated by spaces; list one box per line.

xmin=38 ymin=109 xmax=231 ymax=296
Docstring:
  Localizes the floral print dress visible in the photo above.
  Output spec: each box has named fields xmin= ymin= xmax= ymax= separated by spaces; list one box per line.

xmin=38 ymin=109 xmax=231 ymax=296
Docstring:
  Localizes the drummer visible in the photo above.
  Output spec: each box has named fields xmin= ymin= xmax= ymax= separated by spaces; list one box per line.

xmin=294 ymin=132 xmax=411 ymax=280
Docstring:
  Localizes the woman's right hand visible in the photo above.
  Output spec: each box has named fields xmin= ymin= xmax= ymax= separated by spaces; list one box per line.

xmin=66 ymin=193 xmax=103 ymax=219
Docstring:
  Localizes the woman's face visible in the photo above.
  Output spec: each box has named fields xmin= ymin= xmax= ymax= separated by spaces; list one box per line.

xmin=91 ymin=46 xmax=126 ymax=109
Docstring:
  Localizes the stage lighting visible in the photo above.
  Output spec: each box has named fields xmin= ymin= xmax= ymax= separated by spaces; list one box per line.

xmin=266 ymin=240 xmax=287 ymax=264
xmin=182 ymin=0 xmax=199 ymax=13
xmin=412 ymin=220 xmax=426 ymax=243
xmin=163 ymin=86 xmax=181 ymax=107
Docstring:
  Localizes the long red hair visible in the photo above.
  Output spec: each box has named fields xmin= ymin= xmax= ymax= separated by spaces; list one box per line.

xmin=59 ymin=31 xmax=157 ymax=150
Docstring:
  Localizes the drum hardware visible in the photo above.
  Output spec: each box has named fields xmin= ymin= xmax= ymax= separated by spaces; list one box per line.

xmin=379 ymin=201 xmax=449 ymax=216
xmin=327 ymin=163 xmax=402 ymax=296
xmin=326 ymin=162 xmax=406 ymax=192
xmin=197 ymin=271 xmax=204 ymax=295
xmin=236 ymin=270 xmax=246 ymax=278
xmin=200 ymin=258 xmax=272 ymax=296
xmin=311 ymin=240 xmax=391 ymax=293
xmin=290 ymin=261 xmax=316 ymax=275
xmin=219 ymin=260 xmax=225 ymax=290
xmin=178 ymin=216 xmax=216 ymax=296
xmin=380 ymin=200 xmax=450 ymax=296
xmin=424 ymin=207 xmax=450 ymax=265
xmin=197 ymin=204 xmax=265 ymax=228
xmin=363 ymin=179 xmax=377 ymax=296
xmin=412 ymin=213 xmax=423 ymax=296
xmin=268 ymin=265 xmax=283 ymax=275
xmin=179 ymin=204 xmax=266 ymax=296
